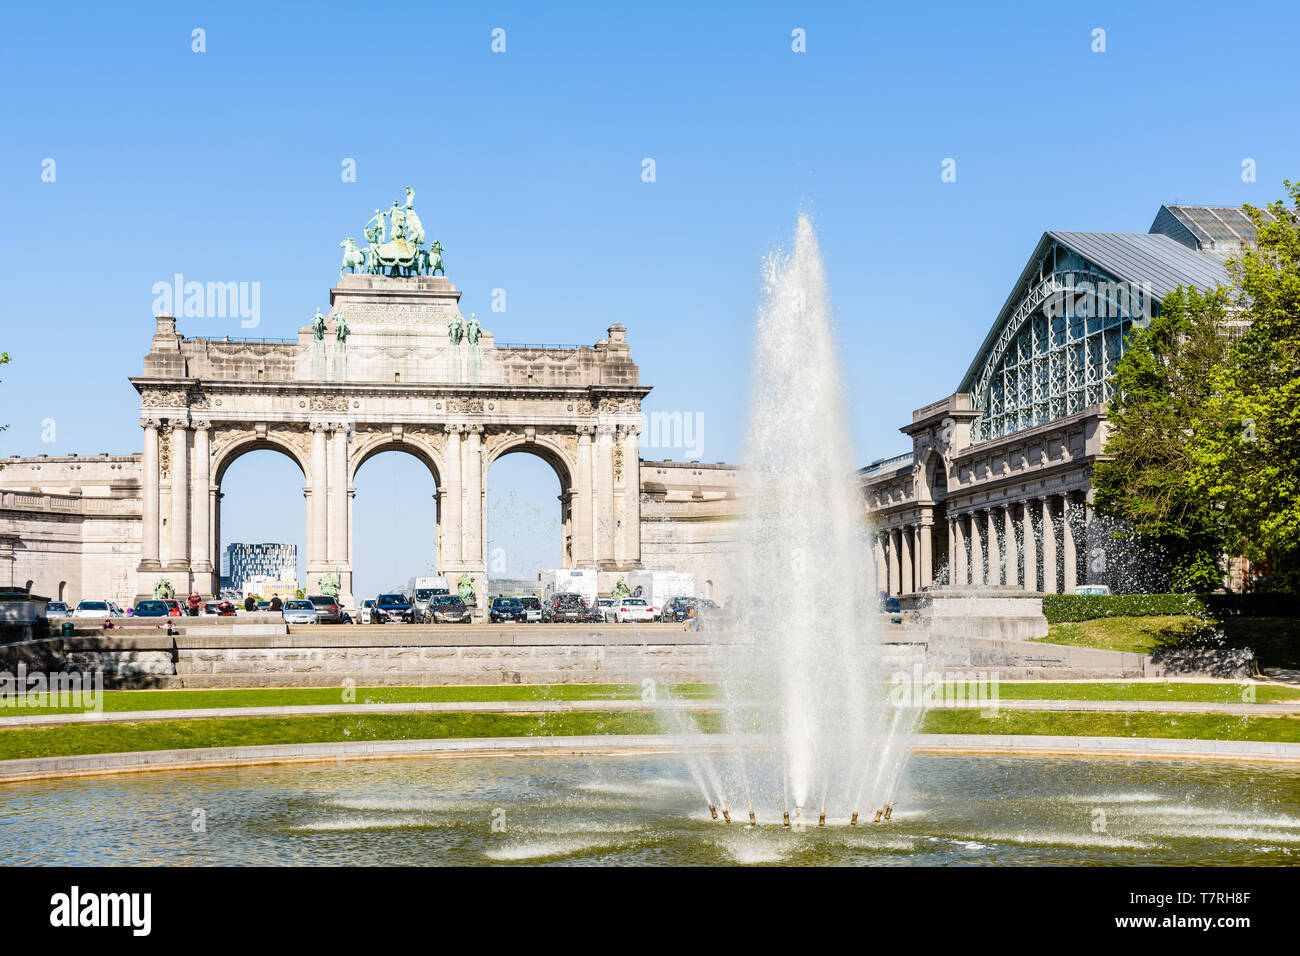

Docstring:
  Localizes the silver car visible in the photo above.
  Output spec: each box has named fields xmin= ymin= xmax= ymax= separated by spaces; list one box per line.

xmin=282 ymin=599 xmax=318 ymax=625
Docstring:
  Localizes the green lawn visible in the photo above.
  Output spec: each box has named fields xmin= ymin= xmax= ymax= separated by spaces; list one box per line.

xmin=2 ymin=705 xmax=1298 ymax=763
xmin=5 ymin=678 xmax=1298 ymax=718
xmin=1035 ymin=614 xmax=1300 ymax=669
xmin=0 ymin=710 xmax=723 ymax=762
xmin=920 ymin=709 xmax=1300 ymax=743
xmin=1 ymin=682 xmax=716 ymax=716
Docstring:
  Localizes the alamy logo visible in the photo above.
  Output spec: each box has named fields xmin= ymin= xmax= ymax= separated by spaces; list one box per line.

xmin=49 ymin=886 xmax=151 ymax=936
xmin=0 ymin=664 xmax=102 ymax=711
xmin=151 ymin=273 xmax=261 ymax=328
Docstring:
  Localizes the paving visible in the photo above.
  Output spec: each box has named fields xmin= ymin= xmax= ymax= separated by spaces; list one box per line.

xmin=2 ymin=731 xmax=1297 ymax=784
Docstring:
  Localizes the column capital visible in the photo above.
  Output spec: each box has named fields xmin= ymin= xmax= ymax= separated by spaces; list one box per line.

xmin=310 ymin=421 xmax=330 ymax=433
xmin=444 ymin=424 xmax=462 ymax=434
xmin=140 ymin=416 xmax=161 ymax=430
xmin=192 ymin=420 xmax=211 ymax=433
xmin=576 ymin=424 xmax=597 ymax=437
xmin=464 ymin=424 xmax=484 ymax=435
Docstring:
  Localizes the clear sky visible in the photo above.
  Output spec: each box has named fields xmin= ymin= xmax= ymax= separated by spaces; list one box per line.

xmin=2 ymin=1 xmax=1297 ymax=597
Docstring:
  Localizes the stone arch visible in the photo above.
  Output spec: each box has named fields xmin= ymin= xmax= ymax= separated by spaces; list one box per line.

xmin=349 ymin=433 xmax=445 ymax=487
xmin=485 ymin=434 xmax=577 ymax=570
xmin=920 ymin=448 xmax=948 ymax=503
xmin=211 ymin=430 xmax=309 ymax=487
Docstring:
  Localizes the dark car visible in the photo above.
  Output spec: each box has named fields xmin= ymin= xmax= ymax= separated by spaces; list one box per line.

xmin=518 ymin=596 xmax=543 ymax=623
xmin=489 ymin=597 xmax=523 ymax=623
xmin=308 ymin=594 xmax=344 ymax=624
xmin=373 ymin=593 xmax=414 ymax=624
xmin=544 ymin=593 xmax=595 ymax=623
xmin=428 ymin=595 xmax=471 ymax=624
xmin=132 ymin=599 xmax=171 ymax=617
xmin=882 ymin=596 xmax=901 ymax=614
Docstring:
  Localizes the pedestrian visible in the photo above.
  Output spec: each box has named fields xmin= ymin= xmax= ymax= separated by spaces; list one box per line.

xmin=244 ymin=594 xmax=256 ymax=612
xmin=269 ymin=594 xmax=283 ymax=613
xmin=187 ymin=591 xmax=201 ymax=616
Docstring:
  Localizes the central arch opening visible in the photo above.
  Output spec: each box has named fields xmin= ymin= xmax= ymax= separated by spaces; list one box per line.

xmin=215 ymin=445 xmax=306 ymax=602
xmin=351 ymin=449 xmax=439 ymax=602
xmin=486 ymin=446 xmax=570 ymax=594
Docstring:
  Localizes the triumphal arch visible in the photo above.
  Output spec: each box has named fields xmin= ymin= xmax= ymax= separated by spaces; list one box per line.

xmin=130 ymin=192 xmax=649 ymax=610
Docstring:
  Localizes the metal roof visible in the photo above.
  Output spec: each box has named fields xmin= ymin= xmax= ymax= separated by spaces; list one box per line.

xmin=1047 ymin=231 xmax=1232 ymax=298
xmin=1150 ymin=204 xmax=1271 ymax=254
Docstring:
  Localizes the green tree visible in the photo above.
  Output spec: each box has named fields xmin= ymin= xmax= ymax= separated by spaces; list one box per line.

xmin=1189 ymin=182 xmax=1300 ymax=591
xmin=1094 ymin=287 xmax=1233 ymax=590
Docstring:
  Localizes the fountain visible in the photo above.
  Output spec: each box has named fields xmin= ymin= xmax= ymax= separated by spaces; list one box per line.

xmin=676 ymin=214 xmax=925 ymax=826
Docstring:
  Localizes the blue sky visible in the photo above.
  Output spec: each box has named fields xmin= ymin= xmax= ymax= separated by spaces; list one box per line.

xmin=2 ymin=1 xmax=1297 ymax=597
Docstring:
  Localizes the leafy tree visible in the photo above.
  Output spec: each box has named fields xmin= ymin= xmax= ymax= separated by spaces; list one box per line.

xmin=1189 ymin=182 xmax=1300 ymax=591
xmin=1094 ymin=287 xmax=1233 ymax=590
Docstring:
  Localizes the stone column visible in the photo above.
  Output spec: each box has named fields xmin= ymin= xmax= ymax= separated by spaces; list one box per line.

xmin=918 ymin=510 xmax=934 ymax=590
xmin=307 ymin=423 xmax=329 ymax=587
xmin=440 ymin=426 xmax=462 ymax=568
xmin=595 ymin=425 xmax=616 ymax=568
xmin=900 ymin=525 xmax=914 ymax=594
xmin=1002 ymin=504 xmax=1019 ymax=587
xmin=874 ymin=532 xmax=887 ymax=594
xmin=1062 ymin=493 xmax=1077 ymax=594
xmin=985 ymin=507 xmax=1001 ymax=586
xmin=190 ymin=423 xmax=213 ymax=586
xmin=618 ymin=425 xmax=641 ymax=568
xmin=139 ymin=418 xmax=161 ymax=571
xmin=464 ymin=426 xmax=484 ymax=566
xmin=956 ymin=515 xmax=967 ymax=582
xmin=574 ymin=426 xmax=595 ymax=565
xmin=1040 ymin=496 xmax=1058 ymax=594
xmin=1022 ymin=501 xmax=1038 ymax=592
xmin=969 ymin=510 xmax=984 ymax=585
xmin=888 ymin=527 xmax=901 ymax=596
xmin=329 ymin=425 xmax=352 ymax=604
xmin=168 ymin=421 xmax=191 ymax=582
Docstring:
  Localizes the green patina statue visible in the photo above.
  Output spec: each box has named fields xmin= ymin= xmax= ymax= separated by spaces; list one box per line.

xmin=339 ymin=237 xmax=365 ymax=276
xmin=312 ymin=309 xmax=326 ymax=342
xmin=154 ymin=579 xmax=175 ymax=600
xmin=335 ymin=312 xmax=349 ymax=347
xmin=611 ymin=578 xmax=632 ymax=599
xmin=466 ymin=312 xmax=480 ymax=346
xmin=448 ymin=314 xmax=464 ymax=346
xmin=456 ymin=573 xmax=476 ymax=604
xmin=343 ymin=189 xmax=445 ymax=278
xmin=318 ymin=571 xmax=340 ymax=599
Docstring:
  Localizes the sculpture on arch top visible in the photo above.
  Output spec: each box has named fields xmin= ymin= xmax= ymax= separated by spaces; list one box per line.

xmin=346 ymin=187 xmax=445 ymax=277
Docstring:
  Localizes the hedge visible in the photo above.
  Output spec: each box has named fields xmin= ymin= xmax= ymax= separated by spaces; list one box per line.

xmin=1042 ymin=593 xmax=1298 ymax=624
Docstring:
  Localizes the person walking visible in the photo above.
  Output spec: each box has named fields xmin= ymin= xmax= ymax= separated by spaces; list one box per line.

xmin=187 ymin=591 xmax=202 ymax=617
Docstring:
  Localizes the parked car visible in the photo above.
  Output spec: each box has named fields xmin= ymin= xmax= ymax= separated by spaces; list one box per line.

xmin=611 ymin=597 xmax=656 ymax=624
xmin=358 ymin=599 xmax=376 ymax=624
xmin=372 ymin=593 xmax=414 ymax=624
xmin=132 ymin=599 xmax=171 ymax=617
xmin=882 ymin=596 xmax=901 ymax=614
xmin=544 ymin=593 xmax=593 ymax=622
xmin=256 ymin=601 xmax=272 ymax=611
xmin=72 ymin=600 xmax=117 ymax=619
xmin=203 ymin=601 xmax=236 ymax=616
xmin=1073 ymin=585 xmax=1110 ymax=596
xmin=489 ymin=597 xmax=523 ymax=623
xmin=163 ymin=599 xmax=184 ymax=617
xmin=596 ymin=598 xmax=618 ymax=622
xmin=428 ymin=595 xmax=472 ymax=624
xmin=518 ymin=596 xmax=543 ymax=623
xmin=282 ymin=599 xmax=318 ymax=625
xmin=46 ymin=601 xmax=72 ymax=618
xmin=308 ymin=594 xmax=344 ymax=624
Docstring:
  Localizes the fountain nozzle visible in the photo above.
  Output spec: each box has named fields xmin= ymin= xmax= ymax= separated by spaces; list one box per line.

xmin=872 ymin=809 xmax=883 ymax=824
xmin=850 ymin=812 xmax=859 ymax=826
xmin=708 ymin=804 xmax=718 ymax=821
xmin=817 ymin=812 xmax=826 ymax=828
xmin=749 ymin=810 xmax=757 ymax=826
xmin=883 ymin=804 xmax=893 ymax=821
xmin=782 ymin=811 xmax=790 ymax=828
xmin=722 ymin=808 xmax=732 ymax=824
